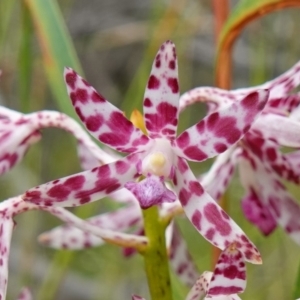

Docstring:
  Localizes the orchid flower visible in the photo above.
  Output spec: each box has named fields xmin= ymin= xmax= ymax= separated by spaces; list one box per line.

xmin=133 ymin=244 xmax=245 ymax=300
xmin=179 ymin=59 xmax=300 ymax=244
xmin=37 ymin=130 xmax=201 ymax=286
xmin=23 ymin=40 xmax=269 ymax=264
xmin=39 ymin=141 xmax=198 ymax=286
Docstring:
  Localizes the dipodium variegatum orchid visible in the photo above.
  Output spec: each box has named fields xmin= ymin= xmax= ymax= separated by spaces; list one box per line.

xmin=180 ymin=60 xmax=300 ymax=245
xmin=23 ymin=41 xmax=268 ymax=265
xmin=3 ymin=38 xmax=296 ymax=300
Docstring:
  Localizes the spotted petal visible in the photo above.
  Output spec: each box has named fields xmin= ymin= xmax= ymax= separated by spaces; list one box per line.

xmin=268 ymin=93 xmax=300 ymax=113
xmin=241 ymin=189 xmax=277 ymax=236
xmin=186 ymin=271 xmax=241 ymax=300
xmin=253 ymin=113 xmax=300 ymax=148
xmin=239 ymin=153 xmax=300 ymax=244
xmin=64 ymin=68 xmax=149 ymax=153
xmin=244 ymin=131 xmax=300 ymax=184
xmin=175 ymin=90 xmax=269 ymax=162
xmin=0 ymin=115 xmax=41 ymax=175
xmin=180 ymin=60 xmax=300 ymax=113
xmin=0 ymin=215 xmax=14 ymax=300
xmin=38 ymin=205 xmax=141 ymax=249
xmin=143 ymin=40 xmax=179 ymax=140
xmin=173 ymin=157 xmax=261 ymax=264
xmin=207 ymin=245 xmax=246 ymax=297
xmin=23 ymin=153 xmax=139 ymax=207
xmin=0 ymin=109 xmax=115 ymax=175
xmin=179 ymin=87 xmax=235 ymax=113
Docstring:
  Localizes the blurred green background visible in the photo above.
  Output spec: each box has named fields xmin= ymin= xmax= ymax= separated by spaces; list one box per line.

xmin=0 ymin=0 xmax=300 ymax=299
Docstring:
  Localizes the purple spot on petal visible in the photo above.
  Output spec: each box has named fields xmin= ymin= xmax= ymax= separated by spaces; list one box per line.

xmin=65 ymin=72 xmax=76 ymax=89
xmin=183 ymin=146 xmax=208 ymax=161
xmin=86 ymin=114 xmax=104 ymax=132
xmin=91 ymin=91 xmax=106 ymax=103
xmin=64 ymin=175 xmax=85 ymax=190
xmin=148 ymin=75 xmax=160 ymax=89
xmin=144 ymin=98 xmax=153 ymax=107
xmin=191 ymin=209 xmax=202 ymax=230
xmin=176 ymin=131 xmax=190 ymax=148
xmin=47 ymin=184 xmax=71 ymax=201
xmin=214 ymin=142 xmax=227 ymax=153
xmin=169 ymin=60 xmax=176 ymax=70
xmin=167 ymin=78 xmax=179 ymax=93
xmin=75 ymin=88 xmax=88 ymax=104
xmin=204 ymin=203 xmax=231 ymax=236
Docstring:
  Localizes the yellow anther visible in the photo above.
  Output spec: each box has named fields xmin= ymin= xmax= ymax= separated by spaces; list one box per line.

xmin=228 ymin=242 xmax=238 ymax=253
xmin=130 ymin=109 xmax=147 ymax=134
xmin=150 ymin=153 xmax=166 ymax=168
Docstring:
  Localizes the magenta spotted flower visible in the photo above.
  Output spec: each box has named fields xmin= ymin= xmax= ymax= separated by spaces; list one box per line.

xmin=180 ymin=60 xmax=300 ymax=245
xmin=23 ymin=40 xmax=269 ymax=263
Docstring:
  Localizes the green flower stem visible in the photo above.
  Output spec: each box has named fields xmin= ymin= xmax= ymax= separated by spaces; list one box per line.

xmin=142 ymin=205 xmax=173 ymax=300
xmin=293 ymin=259 xmax=300 ymax=298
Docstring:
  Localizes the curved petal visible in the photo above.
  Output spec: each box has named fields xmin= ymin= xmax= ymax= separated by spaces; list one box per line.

xmin=175 ymin=90 xmax=269 ymax=162
xmin=38 ymin=205 xmax=142 ymax=250
xmin=172 ymin=157 xmax=261 ymax=264
xmin=0 ymin=117 xmax=41 ymax=175
xmin=23 ymin=153 xmax=140 ymax=207
xmin=143 ymin=40 xmax=179 ymax=140
xmin=207 ymin=245 xmax=246 ymax=297
xmin=180 ymin=60 xmax=300 ymax=114
xmin=29 ymin=110 xmax=117 ymax=165
xmin=268 ymin=93 xmax=300 ymax=113
xmin=64 ymin=68 xmax=149 ymax=153
xmin=253 ymin=113 xmax=300 ymax=148
xmin=0 ymin=106 xmax=23 ymax=121
xmin=179 ymin=87 xmax=235 ymax=113
xmin=41 ymin=206 xmax=147 ymax=249
xmin=0 ymin=109 xmax=116 ymax=175
xmin=0 ymin=216 xmax=13 ymax=300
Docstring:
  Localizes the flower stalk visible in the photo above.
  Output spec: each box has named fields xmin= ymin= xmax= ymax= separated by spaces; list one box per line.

xmin=142 ymin=205 xmax=173 ymax=300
